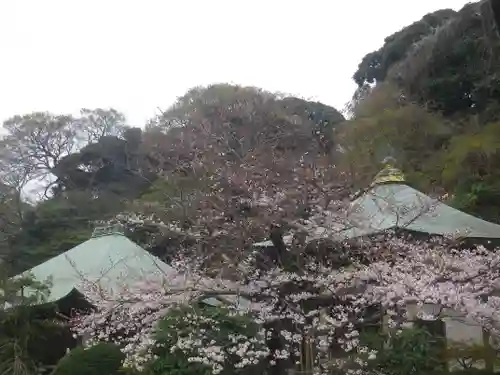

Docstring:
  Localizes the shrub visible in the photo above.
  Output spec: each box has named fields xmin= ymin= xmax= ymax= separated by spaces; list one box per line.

xmin=144 ymin=304 xmax=268 ymax=375
xmin=361 ymin=326 xmax=445 ymax=375
xmin=51 ymin=342 xmax=125 ymax=375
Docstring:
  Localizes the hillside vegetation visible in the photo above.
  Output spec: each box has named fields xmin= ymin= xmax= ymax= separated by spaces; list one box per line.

xmin=346 ymin=1 xmax=500 ymax=221
xmin=0 ymin=86 xmax=347 ymax=273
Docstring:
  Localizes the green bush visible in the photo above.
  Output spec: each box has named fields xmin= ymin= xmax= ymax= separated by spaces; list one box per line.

xmin=51 ymin=342 xmax=125 ymax=375
xmin=360 ymin=326 xmax=445 ymax=375
xmin=145 ymin=305 xmax=267 ymax=375
xmin=0 ymin=272 xmax=67 ymax=375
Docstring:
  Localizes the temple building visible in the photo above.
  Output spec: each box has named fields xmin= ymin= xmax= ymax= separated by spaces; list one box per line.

xmin=252 ymin=162 xmax=500 ymax=370
xmin=339 ymin=161 xmax=500 ymax=242
xmin=17 ymin=224 xmax=177 ymax=307
xmin=16 ymin=224 xmax=246 ymax=312
xmin=254 ymin=161 xmax=500 ymax=248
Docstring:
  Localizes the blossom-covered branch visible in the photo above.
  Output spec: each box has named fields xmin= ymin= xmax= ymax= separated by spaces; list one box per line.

xmin=71 ymin=234 xmax=500 ymax=374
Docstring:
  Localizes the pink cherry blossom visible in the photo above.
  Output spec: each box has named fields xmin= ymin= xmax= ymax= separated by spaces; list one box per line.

xmin=72 ymin=214 xmax=500 ymax=375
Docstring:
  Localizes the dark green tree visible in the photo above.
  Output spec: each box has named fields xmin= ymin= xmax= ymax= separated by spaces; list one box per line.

xmin=51 ymin=343 xmax=125 ymax=375
xmin=353 ymin=3 xmax=500 ymax=119
xmin=353 ymin=9 xmax=456 ymax=87
xmin=0 ymin=270 xmax=72 ymax=375
xmin=51 ymin=127 xmax=152 ymax=197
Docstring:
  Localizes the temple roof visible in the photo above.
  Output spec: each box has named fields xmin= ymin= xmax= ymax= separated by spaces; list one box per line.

xmin=18 ymin=224 xmax=251 ymax=309
xmin=339 ymin=183 xmax=500 ymax=240
xmin=19 ymin=224 xmax=177 ymax=303
xmin=254 ymin=162 xmax=500 ymax=246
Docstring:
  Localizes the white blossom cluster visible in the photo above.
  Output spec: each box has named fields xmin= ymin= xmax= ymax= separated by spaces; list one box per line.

xmin=162 ymin=312 xmax=269 ymax=373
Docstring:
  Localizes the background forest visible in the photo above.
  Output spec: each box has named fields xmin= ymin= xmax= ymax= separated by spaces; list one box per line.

xmin=0 ymin=0 xmax=499 ymax=276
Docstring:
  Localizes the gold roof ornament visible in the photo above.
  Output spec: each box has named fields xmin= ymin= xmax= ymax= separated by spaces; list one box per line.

xmin=372 ymin=156 xmax=406 ymax=185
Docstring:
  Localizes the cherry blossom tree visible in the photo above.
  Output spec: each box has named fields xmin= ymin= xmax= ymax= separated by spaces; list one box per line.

xmin=135 ymin=84 xmax=350 ymax=270
xmin=69 ymin=85 xmax=500 ymax=374
xmin=70 ymin=219 xmax=500 ymax=375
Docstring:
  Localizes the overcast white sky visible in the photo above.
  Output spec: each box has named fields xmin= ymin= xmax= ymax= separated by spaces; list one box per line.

xmin=0 ymin=0 xmax=469 ymax=127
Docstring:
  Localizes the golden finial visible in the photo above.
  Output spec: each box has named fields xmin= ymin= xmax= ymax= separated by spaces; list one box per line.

xmin=373 ymin=157 xmax=405 ymax=185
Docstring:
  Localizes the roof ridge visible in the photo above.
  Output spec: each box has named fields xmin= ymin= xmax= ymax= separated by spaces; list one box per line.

xmin=91 ymin=223 xmax=125 ymax=238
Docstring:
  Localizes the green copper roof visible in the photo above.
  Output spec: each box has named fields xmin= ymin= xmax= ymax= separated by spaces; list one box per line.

xmin=339 ymin=183 xmax=500 ymax=239
xmin=18 ymin=225 xmax=252 ymax=310
xmin=252 ymin=165 xmax=500 ymax=248
xmin=19 ymin=225 xmax=177 ymax=303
